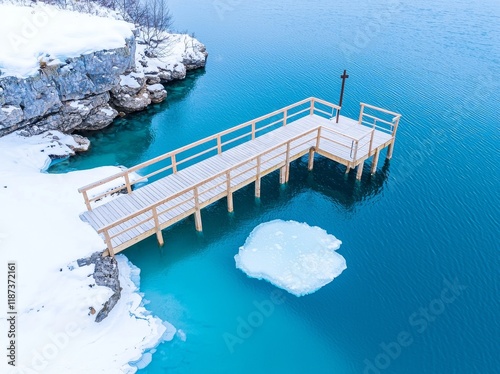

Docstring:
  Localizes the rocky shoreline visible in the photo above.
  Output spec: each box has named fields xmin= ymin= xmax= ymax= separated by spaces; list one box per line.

xmin=0 ymin=33 xmax=207 ymax=137
xmin=77 ymin=252 xmax=122 ymax=323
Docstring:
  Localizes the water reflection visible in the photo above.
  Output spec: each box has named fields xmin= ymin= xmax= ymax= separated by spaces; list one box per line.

xmin=304 ymin=156 xmax=390 ymax=211
xmin=126 ymin=154 xmax=390 ymax=266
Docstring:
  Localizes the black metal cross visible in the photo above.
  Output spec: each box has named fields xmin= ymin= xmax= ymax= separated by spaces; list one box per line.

xmin=336 ymin=69 xmax=349 ymax=123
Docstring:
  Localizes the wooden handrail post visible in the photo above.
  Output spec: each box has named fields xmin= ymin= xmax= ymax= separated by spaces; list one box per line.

xmin=356 ymin=161 xmax=364 ymax=180
xmin=217 ymin=134 xmax=222 ymax=154
xmin=392 ymin=116 xmax=401 ymax=137
xmin=285 ymin=141 xmax=291 ymax=183
xmin=103 ymin=230 xmax=114 ymax=257
xmin=226 ymin=171 xmax=233 ymax=213
xmin=279 ymin=166 xmax=286 ymax=184
xmin=251 ymin=121 xmax=256 ymax=140
xmin=82 ymin=190 xmax=92 ymax=211
xmin=283 ymin=109 xmax=288 ymax=126
xmin=171 ymin=153 xmax=178 ymax=173
xmin=387 ymin=116 xmax=401 ymax=159
xmin=308 ymin=147 xmax=315 ymax=171
xmin=310 ymin=98 xmax=315 ymax=115
xmin=152 ymin=206 xmax=164 ymax=246
xmin=353 ymin=140 xmax=359 ymax=161
xmin=358 ymin=103 xmax=365 ymax=124
xmin=368 ymin=128 xmax=375 ymax=155
xmin=371 ymin=149 xmax=380 ymax=174
xmin=315 ymin=127 xmax=322 ymax=150
xmin=387 ymin=139 xmax=396 ymax=159
xmin=255 ymin=156 xmax=261 ymax=198
xmin=193 ymin=187 xmax=203 ymax=231
xmin=124 ymin=173 xmax=132 ymax=194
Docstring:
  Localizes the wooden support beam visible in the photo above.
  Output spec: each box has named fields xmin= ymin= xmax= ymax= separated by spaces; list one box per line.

xmin=152 ymin=207 xmax=164 ymax=246
xmin=227 ymin=192 xmax=234 ymax=213
xmin=346 ymin=165 xmax=351 ymax=174
xmin=356 ymin=162 xmax=364 ymax=180
xmin=387 ymin=139 xmax=395 ymax=159
xmin=193 ymin=187 xmax=203 ymax=231
xmin=371 ymin=149 xmax=380 ymax=174
xmin=194 ymin=210 xmax=202 ymax=231
xmin=308 ymin=147 xmax=315 ymax=171
xmin=226 ymin=171 xmax=233 ymax=212
xmin=279 ymin=166 xmax=286 ymax=184
xmin=285 ymin=142 xmax=291 ymax=183
xmin=255 ymin=156 xmax=261 ymax=198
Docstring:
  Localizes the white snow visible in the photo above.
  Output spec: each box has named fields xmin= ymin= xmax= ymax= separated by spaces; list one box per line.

xmin=1 ymin=105 xmax=17 ymax=114
xmin=147 ymin=84 xmax=165 ymax=91
xmin=0 ymin=3 xmax=135 ymax=77
xmin=119 ymin=72 xmax=143 ymax=88
xmin=235 ymin=220 xmax=347 ymax=297
xmin=136 ymin=33 xmax=204 ymax=78
xmin=100 ymin=107 xmax=115 ymax=116
xmin=69 ymin=101 xmax=85 ymax=110
xmin=0 ymin=131 xmax=170 ymax=373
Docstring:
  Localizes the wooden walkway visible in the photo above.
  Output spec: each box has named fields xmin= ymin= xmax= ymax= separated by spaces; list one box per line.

xmin=78 ymin=98 xmax=401 ymax=256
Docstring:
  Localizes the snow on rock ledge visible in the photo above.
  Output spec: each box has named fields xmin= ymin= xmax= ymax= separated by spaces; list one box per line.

xmin=137 ymin=34 xmax=208 ymax=83
xmin=0 ymin=3 xmax=207 ymax=137
xmin=235 ymin=220 xmax=347 ymax=297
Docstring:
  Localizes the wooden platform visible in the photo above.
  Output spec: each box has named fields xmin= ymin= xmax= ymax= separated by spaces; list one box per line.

xmin=78 ymin=98 xmax=401 ymax=256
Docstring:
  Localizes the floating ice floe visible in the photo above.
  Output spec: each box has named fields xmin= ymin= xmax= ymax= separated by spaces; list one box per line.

xmin=235 ymin=220 xmax=347 ymax=297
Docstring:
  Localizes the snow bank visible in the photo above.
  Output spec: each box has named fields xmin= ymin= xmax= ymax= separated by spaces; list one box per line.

xmin=235 ymin=220 xmax=346 ymax=297
xmin=0 ymin=3 xmax=134 ymax=77
xmin=0 ymin=131 xmax=169 ymax=373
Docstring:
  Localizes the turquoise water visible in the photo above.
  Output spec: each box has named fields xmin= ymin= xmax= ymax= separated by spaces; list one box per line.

xmin=50 ymin=0 xmax=500 ymax=372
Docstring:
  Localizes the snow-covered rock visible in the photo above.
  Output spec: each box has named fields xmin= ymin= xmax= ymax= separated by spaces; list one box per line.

xmin=136 ymin=33 xmax=208 ymax=83
xmin=235 ymin=220 xmax=347 ymax=297
xmin=147 ymin=84 xmax=168 ymax=104
xmin=110 ymin=71 xmax=152 ymax=112
xmin=0 ymin=2 xmax=136 ymax=136
xmin=0 ymin=2 xmax=207 ymax=137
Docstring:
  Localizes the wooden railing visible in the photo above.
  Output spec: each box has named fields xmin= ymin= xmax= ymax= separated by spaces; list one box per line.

xmin=79 ymin=97 xmax=341 ymax=211
xmin=358 ymin=102 xmax=402 ymax=136
xmin=98 ymin=127 xmax=319 ymax=253
xmin=98 ymin=119 xmax=389 ymax=255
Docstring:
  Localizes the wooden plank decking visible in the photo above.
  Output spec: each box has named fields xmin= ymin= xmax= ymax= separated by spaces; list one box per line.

xmin=78 ymin=98 xmax=401 ymax=256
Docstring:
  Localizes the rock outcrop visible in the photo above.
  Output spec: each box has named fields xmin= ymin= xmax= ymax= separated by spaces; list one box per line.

xmin=0 ymin=33 xmax=207 ymax=137
xmin=0 ymin=36 xmax=135 ymax=136
xmin=77 ymin=252 xmax=121 ymax=323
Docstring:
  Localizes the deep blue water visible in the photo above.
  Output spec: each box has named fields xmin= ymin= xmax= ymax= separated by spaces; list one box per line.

xmin=49 ymin=0 xmax=499 ymax=373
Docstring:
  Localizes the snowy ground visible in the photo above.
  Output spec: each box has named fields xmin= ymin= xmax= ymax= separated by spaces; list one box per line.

xmin=235 ymin=220 xmax=347 ymax=297
xmin=0 ymin=2 xmax=135 ymax=78
xmin=0 ymin=132 xmax=174 ymax=373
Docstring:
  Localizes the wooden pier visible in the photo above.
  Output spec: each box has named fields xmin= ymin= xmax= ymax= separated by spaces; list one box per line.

xmin=78 ymin=97 xmax=401 ymax=256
